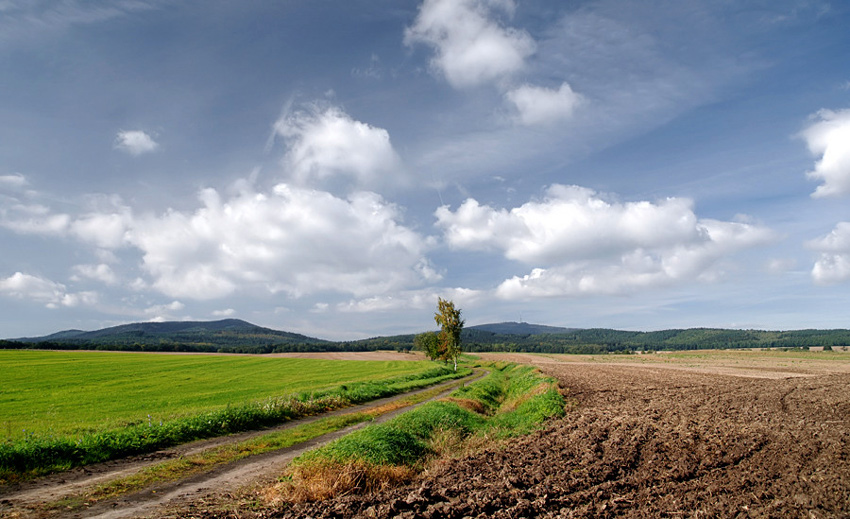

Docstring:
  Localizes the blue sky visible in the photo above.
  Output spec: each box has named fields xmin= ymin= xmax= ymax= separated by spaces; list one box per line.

xmin=1 ymin=0 xmax=849 ymax=340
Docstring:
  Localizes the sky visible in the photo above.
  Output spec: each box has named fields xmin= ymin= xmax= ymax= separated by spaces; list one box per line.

xmin=1 ymin=0 xmax=849 ymax=340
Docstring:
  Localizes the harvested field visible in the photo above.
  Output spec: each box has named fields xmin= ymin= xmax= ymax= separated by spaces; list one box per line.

xmin=273 ymin=352 xmax=850 ymax=518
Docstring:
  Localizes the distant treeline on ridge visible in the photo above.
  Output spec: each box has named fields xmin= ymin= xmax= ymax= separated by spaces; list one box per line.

xmin=2 ymin=319 xmax=850 ymax=354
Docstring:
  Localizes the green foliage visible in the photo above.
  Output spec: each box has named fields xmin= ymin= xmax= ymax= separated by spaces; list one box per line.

xmin=434 ymin=298 xmax=464 ymax=370
xmin=414 ymin=331 xmax=441 ymax=361
xmin=302 ymin=401 xmax=485 ymax=467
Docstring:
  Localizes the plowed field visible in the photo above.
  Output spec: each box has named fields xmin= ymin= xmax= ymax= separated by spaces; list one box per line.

xmin=272 ymin=352 xmax=850 ymax=518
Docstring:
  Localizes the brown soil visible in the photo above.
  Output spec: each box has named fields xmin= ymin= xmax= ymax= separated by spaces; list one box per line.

xmin=5 ymin=352 xmax=849 ymax=518
xmin=262 ymin=352 xmax=850 ymax=519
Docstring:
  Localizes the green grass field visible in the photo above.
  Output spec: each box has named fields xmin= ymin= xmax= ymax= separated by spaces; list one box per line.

xmin=0 ymin=350 xmax=436 ymax=440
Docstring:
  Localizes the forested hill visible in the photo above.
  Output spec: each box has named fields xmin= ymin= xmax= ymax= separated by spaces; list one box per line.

xmin=459 ymin=327 xmax=850 ymax=353
xmin=347 ymin=326 xmax=850 ymax=354
xmin=467 ymin=322 xmax=576 ymax=335
xmin=7 ymin=319 xmax=328 ymax=353
xmin=3 ymin=320 xmax=850 ymax=354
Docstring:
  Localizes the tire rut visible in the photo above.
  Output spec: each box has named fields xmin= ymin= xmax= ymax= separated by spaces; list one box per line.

xmin=1 ymin=370 xmax=484 ymax=519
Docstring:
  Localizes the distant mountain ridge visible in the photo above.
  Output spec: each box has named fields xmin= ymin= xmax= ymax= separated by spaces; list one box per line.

xmin=5 ymin=319 xmax=850 ymax=354
xmin=13 ymin=319 xmax=326 ymax=351
xmin=467 ymin=322 xmax=577 ymax=335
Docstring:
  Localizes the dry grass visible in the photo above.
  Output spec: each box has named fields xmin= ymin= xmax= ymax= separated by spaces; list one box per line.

xmin=267 ymin=459 xmax=416 ymax=504
xmin=440 ymin=397 xmax=487 ymax=415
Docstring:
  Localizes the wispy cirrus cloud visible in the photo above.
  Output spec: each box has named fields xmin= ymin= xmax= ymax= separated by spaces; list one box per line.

xmin=0 ymin=0 xmax=161 ymax=44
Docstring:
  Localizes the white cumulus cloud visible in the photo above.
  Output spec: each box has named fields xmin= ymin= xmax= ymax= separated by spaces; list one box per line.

xmin=274 ymin=105 xmax=403 ymax=189
xmin=435 ymin=184 xmax=775 ymax=298
xmin=70 ymin=208 xmax=133 ymax=248
xmin=125 ymin=184 xmax=436 ymax=300
xmin=0 ymin=272 xmax=97 ymax=308
xmin=405 ymin=0 xmax=536 ymax=89
xmin=808 ymin=222 xmax=850 ymax=284
xmin=506 ymin=82 xmax=582 ymax=125
xmin=801 ymin=108 xmax=850 ymax=198
xmin=114 ymin=130 xmax=159 ymax=156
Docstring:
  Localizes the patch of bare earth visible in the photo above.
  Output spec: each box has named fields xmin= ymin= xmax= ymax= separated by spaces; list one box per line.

xmin=260 ymin=353 xmax=850 ymax=518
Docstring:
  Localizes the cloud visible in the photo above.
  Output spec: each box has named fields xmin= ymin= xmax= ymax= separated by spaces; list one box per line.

xmin=0 ymin=209 xmax=70 ymax=235
xmin=0 ymin=272 xmax=97 ymax=308
xmin=801 ymin=108 xmax=850 ymax=198
xmin=125 ymin=183 xmax=437 ymax=300
xmin=0 ymin=174 xmax=71 ymax=235
xmin=337 ymin=287 xmax=483 ymax=313
xmin=0 ymin=172 xmax=436 ymax=304
xmin=274 ymin=105 xmax=403 ymax=189
xmin=212 ymin=308 xmax=235 ymax=317
xmin=808 ymin=222 xmax=850 ymax=284
xmin=0 ymin=173 xmax=27 ymax=189
xmin=505 ymin=82 xmax=582 ymax=125
xmin=144 ymin=300 xmax=186 ymax=322
xmin=0 ymin=0 xmax=161 ymax=45
xmin=405 ymin=0 xmax=536 ymax=89
xmin=766 ymin=258 xmax=797 ymax=274
xmin=435 ymin=184 xmax=775 ymax=298
xmin=70 ymin=208 xmax=133 ymax=248
xmin=114 ymin=130 xmax=159 ymax=156
xmin=71 ymin=263 xmax=118 ymax=285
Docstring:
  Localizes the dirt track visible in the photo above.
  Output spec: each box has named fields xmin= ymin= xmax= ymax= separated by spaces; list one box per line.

xmin=271 ymin=353 xmax=850 ymax=518
xmin=0 ymin=370 xmax=479 ymax=519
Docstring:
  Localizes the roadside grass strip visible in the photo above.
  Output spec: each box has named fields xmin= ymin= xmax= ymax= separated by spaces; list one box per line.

xmin=0 ymin=365 xmax=470 ymax=482
xmin=273 ymin=363 xmax=565 ymax=502
xmin=36 ymin=378 xmax=471 ymax=514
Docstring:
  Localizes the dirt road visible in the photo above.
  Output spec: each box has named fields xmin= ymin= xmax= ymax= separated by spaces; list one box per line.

xmin=276 ymin=352 xmax=850 ymax=518
xmin=0 ymin=371 xmax=480 ymax=519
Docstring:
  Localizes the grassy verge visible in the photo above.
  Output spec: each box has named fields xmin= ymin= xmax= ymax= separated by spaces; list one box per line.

xmin=273 ymin=363 xmax=564 ymax=502
xmin=37 ymin=378 xmax=471 ymax=514
xmin=0 ymin=366 xmax=470 ymax=482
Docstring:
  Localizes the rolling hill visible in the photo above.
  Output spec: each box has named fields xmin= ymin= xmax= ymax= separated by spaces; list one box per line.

xmin=4 ymin=320 xmax=850 ymax=354
xmin=10 ymin=319 xmax=327 ymax=352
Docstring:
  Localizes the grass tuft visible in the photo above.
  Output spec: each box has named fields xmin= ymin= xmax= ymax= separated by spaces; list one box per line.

xmin=270 ymin=459 xmax=416 ymax=503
